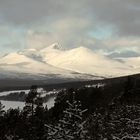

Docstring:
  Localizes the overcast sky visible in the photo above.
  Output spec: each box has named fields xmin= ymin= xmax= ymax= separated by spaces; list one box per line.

xmin=0 ymin=0 xmax=140 ymax=57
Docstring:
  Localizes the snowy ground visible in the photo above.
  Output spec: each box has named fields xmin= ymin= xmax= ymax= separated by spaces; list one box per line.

xmin=0 ymin=88 xmax=50 ymax=96
xmin=84 ymin=83 xmax=104 ymax=88
xmin=0 ymin=96 xmax=55 ymax=110
xmin=0 ymin=88 xmax=60 ymax=96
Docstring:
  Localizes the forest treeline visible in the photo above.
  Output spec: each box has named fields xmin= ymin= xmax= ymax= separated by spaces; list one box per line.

xmin=0 ymin=76 xmax=140 ymax=140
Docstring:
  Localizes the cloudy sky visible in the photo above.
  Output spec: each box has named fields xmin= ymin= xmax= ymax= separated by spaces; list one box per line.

xmin=0 ymin=0 xmax=140 ymax=57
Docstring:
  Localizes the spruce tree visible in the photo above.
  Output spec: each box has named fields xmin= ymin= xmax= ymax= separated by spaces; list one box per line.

xmin=0 ymin=101 xmax=5 ymax=116
xmin=46 ymin=100 xmax=89 ymax=140
xmin=34 ymin=92 xmax=46 ymax=140
xmin=23 ymin=85 xmax=38 ymax=117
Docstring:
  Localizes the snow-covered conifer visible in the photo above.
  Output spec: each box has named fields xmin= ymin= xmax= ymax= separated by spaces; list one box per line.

xmin=0 ymin=101 xmax=5 ymax=116
xmin=46 ymin=99 xmax=89 ymax=140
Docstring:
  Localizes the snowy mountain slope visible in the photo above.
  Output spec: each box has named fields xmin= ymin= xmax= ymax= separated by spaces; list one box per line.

xmin=40 ymin=43 xmax=64 ymax=62
xmin=18 ymin=48 xmax=42 ymax=62
xmin=0 ymin=52 xmax=68 ymax=74
xmin=115 ymin=57 xmax=140 ymax=74
xmin=41 ymin=45 xmax=135 ymax=77
xmin=0 ymin=51 xmax=99 ymax=80
xmin=117 ymin=57 xmax=140 ymax=69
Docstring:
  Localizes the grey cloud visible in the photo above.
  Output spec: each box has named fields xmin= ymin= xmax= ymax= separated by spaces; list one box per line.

xmin=0 ymin=0 xmax=69 ymax=25
xmin=0 ymin=0 xmax=140 ymax=36
xmin=107 ymin=50 xmax=140 ymax=58
xmin=86 ymin=0 xmax=140 ymax=36
xmin=0 ymin=42 xmax=22 ymax=55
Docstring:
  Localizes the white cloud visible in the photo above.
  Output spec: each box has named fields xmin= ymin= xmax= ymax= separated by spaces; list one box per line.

xmin=104 ymin=38 xmax=140 ymax=47
xmin=26 ymin=30 xmax=57 ymax=49
xmin=26 ymin=17 xmax=94 ymax=48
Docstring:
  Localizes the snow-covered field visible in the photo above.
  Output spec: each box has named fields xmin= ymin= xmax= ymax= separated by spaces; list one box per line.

xmin=0 ymin=97 xmax=55 ymax=110
xmin=85 ymin=83 xmax=104 ymax=88
xmin=0 ymin=88 xmax=57 ymax=96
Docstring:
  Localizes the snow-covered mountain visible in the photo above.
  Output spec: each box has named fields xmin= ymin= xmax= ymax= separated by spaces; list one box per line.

xmin=0 ymin=47 xmax=99 ymax=81
xmin=43 ymin=46 xmax=132 ymax=77
xmin=0 ymin=43 xmax=140 ymax=81
xmin=39 ymin=43 xmax=140 ymax=77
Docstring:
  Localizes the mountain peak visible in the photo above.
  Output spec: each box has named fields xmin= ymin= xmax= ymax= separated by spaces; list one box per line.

xmin=40 ymin=43 xmax=64 ymax=53
xmin=48 ymin=43 xmax=62 ymax=50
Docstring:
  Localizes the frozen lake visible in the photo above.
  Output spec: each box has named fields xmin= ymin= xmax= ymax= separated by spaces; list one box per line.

xmin=0 ymin=89 xmax=30 ymax=96
xmin=0 ymin=88 xmax=57 ymax=110
xmin=0 ymin=97 xmax=55 ymax=110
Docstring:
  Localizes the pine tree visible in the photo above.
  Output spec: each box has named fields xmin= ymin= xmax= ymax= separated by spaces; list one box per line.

xmin=23 ymin=85 xmax=38 ymax=117
xmin=86 ymin=105 xmax=140 ymax=140
xmin=0 ymin=101 xmax=5 ymax=139
xmin=46 ymin=100 xmax=89 ymax=140
xmin=34 ymin=92 xmax=46 ymax=140
xmin=0 ymin=101 xmax=5 ymax=116
xmin=34 ymin=96 xmax=44 ymax=119
xmin=23 ymin=86 xmax=48 ymax=140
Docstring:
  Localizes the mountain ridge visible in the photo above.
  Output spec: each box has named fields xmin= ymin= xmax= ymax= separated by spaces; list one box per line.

xmin=0 ymin=43 xmax=140 ymax=81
